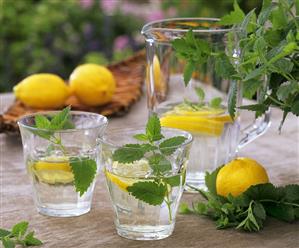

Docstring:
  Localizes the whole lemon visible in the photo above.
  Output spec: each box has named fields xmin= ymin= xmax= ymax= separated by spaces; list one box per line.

xmin=216 ymin=157 xmax=269 ymax=197
xmin=13 ymin=73 xmax=70 ymax=109
xmin=69 ymin=64 xmax=116 ymax=106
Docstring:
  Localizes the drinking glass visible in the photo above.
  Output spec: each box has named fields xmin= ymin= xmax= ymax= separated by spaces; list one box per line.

xmin=142 ymin=18 xmax=271 ymax=190
xmin=18 ymin=111 xmax=108 ymax=217
xmin=100 ymin=128 xmax=192 ymax=240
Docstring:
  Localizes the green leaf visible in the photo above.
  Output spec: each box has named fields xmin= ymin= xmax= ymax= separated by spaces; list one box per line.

xmin=195 ymin=86 xmax=205 ymax=102
xmin=70 ymin=157 xmax=97 ymax=196
xmin=24 ymin=231 xmax=43 ymax=246
xmin=228 ymin=80 xmax=237 ymax=118
xmin=210 ymin=97 xmax=222 ymax=108
xmin=215 ymin=53 xmax=236 ymax=79
xmin=50 ymin=106 xmax=71 ymax=130
xmin=112 ymin=144 xmax=145 ymax=163
xmin=11 ymin=221 xmax=28 ymax=237
xmin=205 ymin=166 xmax=223 ymax=196
xmin=271 ymin=5 xmax=288 ymax=30
xmin=244 ymin=183 xmax=283 ymax=201
xmin=253 ymin=201 xmax=266 ymax=220
xmin=127 ymin=181 xmax=167 ymax=206
xmin=276 ymin=82 xmax=297 ymax=101
xmin=243 ymin=79 xmax=262 ymax=99
xmin=244 ymin=66 xmax=266 ymax=81
xmin=2 ymin=237 xmax=15 ymax=248
xmin=34 ymin=115 xmax=51 ymax=129
xmin=291 ymin=100 xmax=299 ymax=116
xmin=179 ymin=202 xmax=193 ymax=214
xmin=238 ymin=103 xmax=269 ymax=114
xmin=218 ymin=0 xmax=245 ymax=25
xmin=183 ymin=62 xmax=195 ymax=86
xmin=159 ymin=136 xmax=187 ymax=155
xmin=164 ymin=174 xmax=181 ymax=187
xmin=264 ymin=203 xmax=295 ymax=222
xmin=0 ymin=229 xmax=11 ymax=238
xmin=148 ymin=154 xmax=171 ymax=174
xmin=146 ymin=114 xmax=164 ymax=142
xmin=283 ymin=184 xmax=299 ymax=202
xmin=133 ymin=134 xmax=148 ymax=142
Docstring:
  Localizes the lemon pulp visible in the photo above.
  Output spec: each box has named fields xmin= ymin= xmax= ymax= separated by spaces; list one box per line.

xmin=32 ymin=158 xmax=74 ymax=184
xmin=160 ymin=104 xmax=233 ymax=136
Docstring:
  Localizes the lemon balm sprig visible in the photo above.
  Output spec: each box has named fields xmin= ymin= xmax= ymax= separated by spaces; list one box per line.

xmin=112 ymin=114 xmax=187 ymax=221
xmin=29 ymin=106 xmax=97 ymax=196
xmin=180 ymin=159 xmax=299 ymax=232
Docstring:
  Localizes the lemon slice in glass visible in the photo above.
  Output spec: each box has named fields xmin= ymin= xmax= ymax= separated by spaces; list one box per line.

xmin=105 ymin=159 xmax=151 ymax=191
xmin=33 ymin=158 xmax=74 ymax=184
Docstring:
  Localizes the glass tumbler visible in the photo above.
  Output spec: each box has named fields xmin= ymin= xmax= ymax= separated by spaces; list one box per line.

xmin=18 ymin=111 xmax=108 ymax=217
xmin=100 ymin=128 xmax=192 ymax=240
xmin=142 ymin=18 xmax=271 ymax=190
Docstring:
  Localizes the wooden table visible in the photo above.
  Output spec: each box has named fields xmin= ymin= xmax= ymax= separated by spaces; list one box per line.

xmin=1 ymin=93 xmax=299 ymax=248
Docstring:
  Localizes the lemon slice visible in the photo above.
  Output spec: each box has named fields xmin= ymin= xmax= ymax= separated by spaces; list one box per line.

xmin=105 ymin=159 xmax=151 ymax=191
xmin=33 ymin=159 xmax=74 ymax=184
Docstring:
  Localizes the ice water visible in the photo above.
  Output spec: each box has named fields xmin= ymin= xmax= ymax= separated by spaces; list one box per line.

xmin=27 ymin=155 xmax=97 ymax=217
xmin=105 ymin=170 xmax=185 ymax=240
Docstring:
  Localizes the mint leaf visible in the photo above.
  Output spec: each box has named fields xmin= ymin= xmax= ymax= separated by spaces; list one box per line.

xmin=2 ymin=237 xmax=15 ymax=248
xmin=283 ymin=184 xmax=299 ymax=202
xmin=11 ymin=221 xmax=28 ymax=236
xmin=183 ymin=62 xmax=195 ymax=86
xmin=228 ymin=80 xmax=237 ymax=118
xmin=70 ymin=157 xmax=97 ymax=196
xmin=218 ymin=0 xmax=245 ymax=25
xmin=210 ymin=97 xmax=222 ymax=108
xmin=164 ymin=174 xmax=181 ymax=187
xmin=291 ymin=100 xmax=299 ymax=116
xmin=35 ymin=115 xmax=51 ymax=129
xmin=112 ymin=144 xmax=146 ymax=163
xmin=243 ymin=79 xmax=262 ymax=99
xmin=159 ymin=136 xmax=187 ymax=155
xmin=253 ymin=201 xmax=266 ymax=220
xmin=276 ymin=82 xmax=297 ymax=101
xmin=215 ymin=53 xmax=236 ymax=79
xmin=205 ymin=166 xmax=223 ymax=196
xmin=0 ymin=229 xmax=10 ymax=238
xmin=24 ymin=231 xmax=43 ymax=246
xmin=146 ymin=114 xmax=164 ymax=142
xmin=148 ymin=154 xmax=171 ymax=174
xmin=127 ymin=181 xmax=167 ymax=206
xmin=195 ymin=87 xmax=205 ymax=102
xmin=179 ymin=202 xmax=193 ymax=214
xmin=264 ymin=203 xmax=295 ymax=222
xmin=50 ymin=106 xmax=72 ymax=130
xmin=133 ymin=134 xmax=148 ymax=142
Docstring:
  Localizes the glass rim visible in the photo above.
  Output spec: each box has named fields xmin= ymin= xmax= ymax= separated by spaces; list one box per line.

xmin=17 ymin=110 xmax=108 ymax=133
xmin=99 ymin=126 xmax=193 ymax=149
xmin=141 ymin=17 xmax=232 ymax=36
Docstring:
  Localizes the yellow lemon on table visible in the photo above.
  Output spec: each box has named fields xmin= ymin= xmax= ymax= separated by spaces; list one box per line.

xmin=33 ymin=159 xmax=74 ymax=184
xmin=13 ymin=73 xmax=70 ymax=109
xmin=69 ymin=64 xmax=116 ymax=106
xmin=216 ymin=157 xmax=269 ymax=197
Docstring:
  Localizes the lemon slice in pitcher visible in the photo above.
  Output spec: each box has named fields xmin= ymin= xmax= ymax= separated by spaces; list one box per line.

xmin=33 ymin=158 xmax=74 ymax=184
xmin=160 ymin=105 xmax=233 ymax=136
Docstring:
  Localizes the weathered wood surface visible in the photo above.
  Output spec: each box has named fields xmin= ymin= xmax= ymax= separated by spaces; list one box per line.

xmin=1 ymin=93 xmax=299 ymax=248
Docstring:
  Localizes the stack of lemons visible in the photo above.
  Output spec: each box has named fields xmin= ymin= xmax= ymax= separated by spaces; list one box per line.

xmin=13 ymin=64 xmax=116 ymax=109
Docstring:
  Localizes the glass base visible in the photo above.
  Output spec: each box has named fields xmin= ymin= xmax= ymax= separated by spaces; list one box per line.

xmin=116 ymin=223 xmax=175 ymax=240
xmin=36 ymin=204 xmax=91 ymax=217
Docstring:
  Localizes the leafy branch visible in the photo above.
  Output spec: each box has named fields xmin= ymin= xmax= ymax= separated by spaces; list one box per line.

xmin=172 ymin=0 xmax=299 ymax=129
xmin=0 ymin=221 xmax=42 ymax=247
xmin=112 ymin=114 xmax=187 ymax=221
xmin=180 ymin=167 xmax=299 ymax=232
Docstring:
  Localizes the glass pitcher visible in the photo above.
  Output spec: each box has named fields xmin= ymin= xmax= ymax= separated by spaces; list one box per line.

xmin=141 ymin=18 xmax=271 ymax=190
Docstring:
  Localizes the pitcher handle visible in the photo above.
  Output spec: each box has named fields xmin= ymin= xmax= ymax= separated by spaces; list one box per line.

xmin=238 ymin=109 xmax=271 ymax=150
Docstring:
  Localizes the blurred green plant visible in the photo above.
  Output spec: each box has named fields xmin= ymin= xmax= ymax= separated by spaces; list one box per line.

xmin=0 ymin=0 xmax=141 ymax=92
